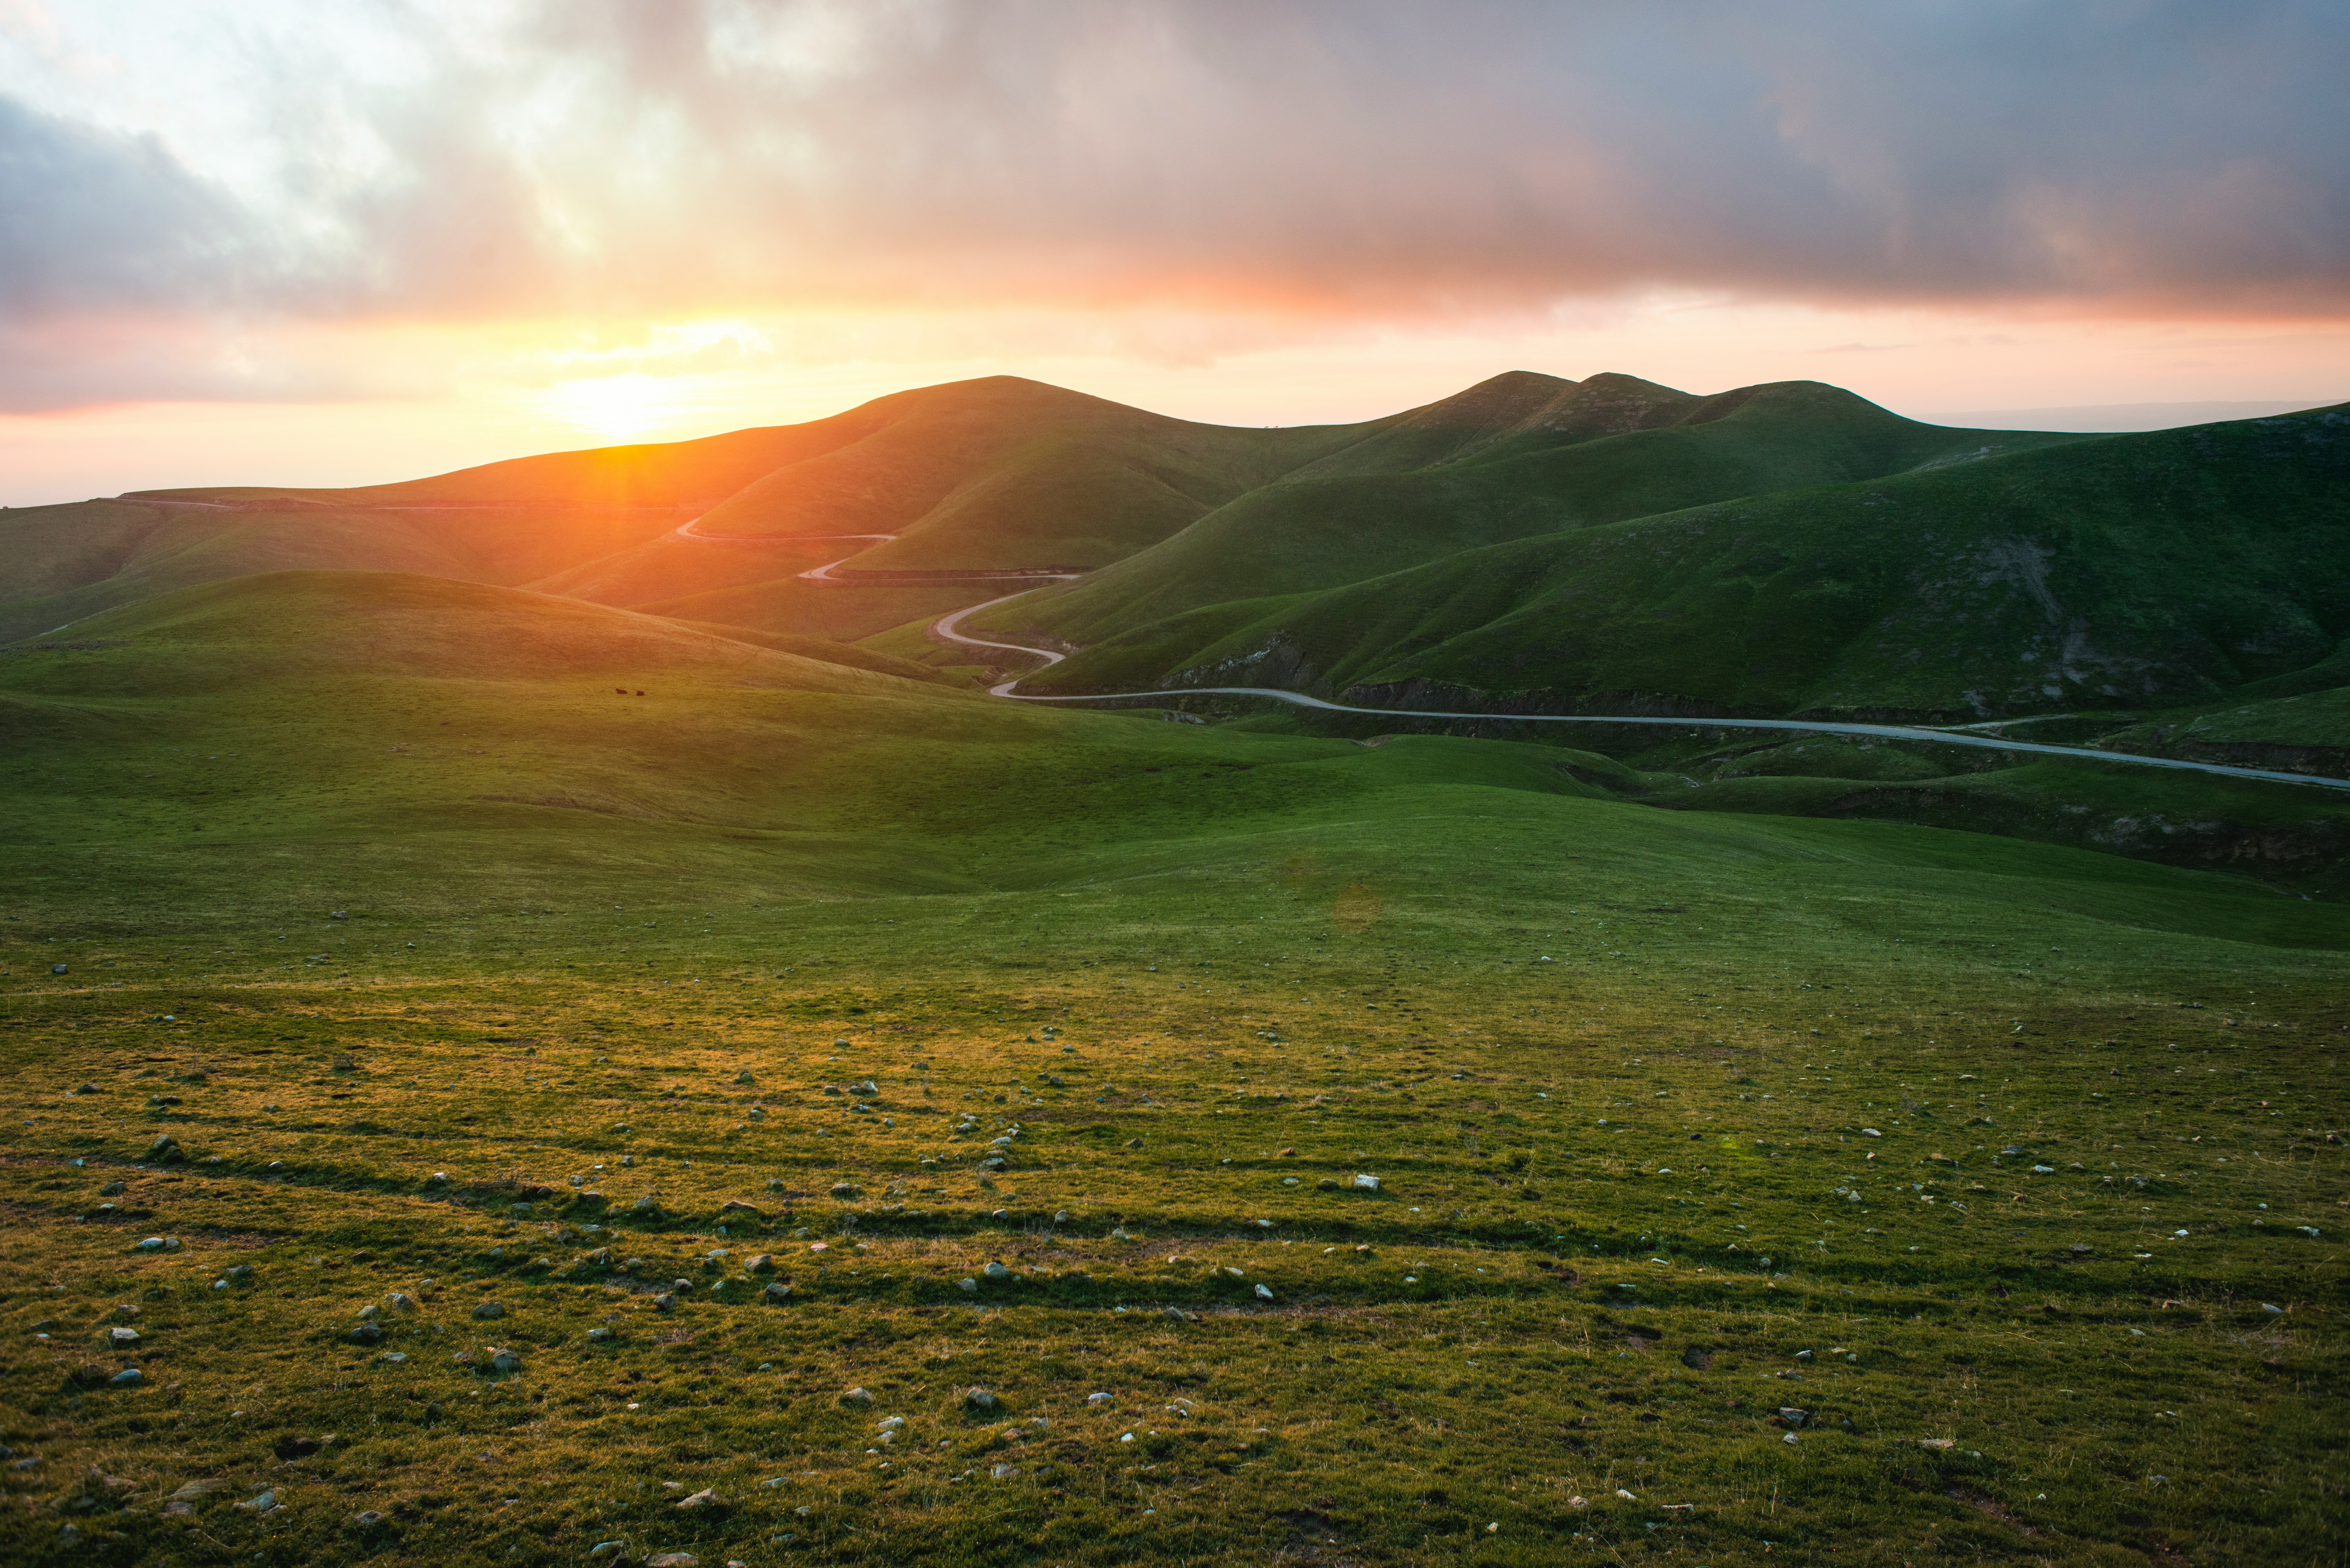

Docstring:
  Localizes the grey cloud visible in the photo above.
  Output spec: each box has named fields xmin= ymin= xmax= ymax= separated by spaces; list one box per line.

xmin=3 ymin=0 xmax=2346 ymax=409
xmin=0 ymin=94 xmax=262 ymax=312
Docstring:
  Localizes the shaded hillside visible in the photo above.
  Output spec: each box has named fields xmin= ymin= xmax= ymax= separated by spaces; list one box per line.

xmin=997 ymin=378 xmax=2085 ymax=645
xmin=1022 ymin=403 xmax=2350 ymax=722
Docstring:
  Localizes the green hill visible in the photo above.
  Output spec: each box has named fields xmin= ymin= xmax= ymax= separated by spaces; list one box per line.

xmin=991 ymin=378 xmax=2086 ymax=646
xmin=1022 ymin=403 xmax=2350 ymax=723
xmin=685 ymin=375 xmax=1388 ymax=570
xmin=60 ymin=377 xmax=1403 ymax=641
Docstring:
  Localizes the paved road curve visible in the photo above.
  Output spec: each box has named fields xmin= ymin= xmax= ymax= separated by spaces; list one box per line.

xmin=800 ymin=539 xmax=2350 ymax=796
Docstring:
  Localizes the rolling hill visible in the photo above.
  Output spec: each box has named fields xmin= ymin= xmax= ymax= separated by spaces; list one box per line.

xmin=984 ymin=375 xmax=2088 ymax=646
xmin=1013 ymin=402 xmax=2350 ymax=724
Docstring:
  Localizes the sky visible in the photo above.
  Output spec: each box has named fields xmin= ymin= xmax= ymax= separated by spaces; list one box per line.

xmin=3 ymin=0 xmax=2346 ymax=503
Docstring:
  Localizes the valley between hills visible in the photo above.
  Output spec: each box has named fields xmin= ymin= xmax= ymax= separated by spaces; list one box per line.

xmin=0 ymin=371 xmax=2343 ymax=1566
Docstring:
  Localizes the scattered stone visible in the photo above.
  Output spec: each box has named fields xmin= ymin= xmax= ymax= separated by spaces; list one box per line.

xmin=762 ymin=1282 xmax=793 ymax=1304
xmin=273 ymin=1436 xmax=320 ymax=1460
xmin=959 ymin=1278 xmax=978 ymax=1293
xmin=471 ymin=1301 xmax=504 ymax=1321
xmin=735 ymin=1070 xmax=755 ymax=1084
xmin=644 ymin=1554 xmax=700 ymax=1568
xmin=235 ymin=1489 xmax=278 ymax=1512
xmin=169 ymin=1480 xmax=227 ymax=1505
xmin=1162 ymin=1307 xmax=1189 ymax=1324
xmin=1124 ymin=1138 xmax=1142 ymax=1149
xmin=386 ymin=1291 xmax=417 ymax=1313
xmin=489 ymin=1349 xmax=522 ymax=1374
xmin=51 ymin=963 xmax=67 ymax=975
xmin=721 ymin=1199 xmax=762 ymax=1216
xmin=983 ymin=1261 xmax=1011 ymax=1282
xmin=99 ymin=1180 xmax=125 ymax=1196
xmin=840 ymin=1387 xmax=874 ymax=1407
xmin=333 ymin=1054 xmax=356 ymax=1072
xmin=380 ymin=1352 xmax=407 ymax=1364
xmin=703 ymin=1249 xmax=730 ymax=1270
xmin=1351 ymin=1173 xmax=1380 ymax=1191
xmin=358 ymin=1304 xmax=380 ymax=1321
xmin=107 ymin=1325 xmax=141 ymax=1348
xmin=1317 ymin=1177 xmax=1339 ymax=1191
xmin=348 ymin=1323 xmax=384 ymax=1345
xmin=829 ymin=1182 xmax=861 ymax=1200
xmin=133 ymin=1235 xmax=182 ymax=1254
xmin=348 ymin=1510 xmax=385 ymax=1530
xmin=654 ymin=1293 xmax=677 ymax=1312
xmin=746 ymin=1253 xmax=774 ymax=1273
xmin=145 ymin=1135 xmax=185 ymax=1165
xmin=1778 ymin=1408 xmax=1808 ymax=1427
xmin=109 ymin=1367 xmax=144 ymax=1387
xmin=965 ymin=1388 xmax=1001 ymax=1413
xmin=676 ymin=1487 xmax=720 ymax=1510
xmin=1254 ymin=1284 xmax=1274 ymax=1301
xmin=587 ymin=1327 xmax=615 ymax=1344
xmin=1920 ymin=1437 xmax=1955 ymax=1451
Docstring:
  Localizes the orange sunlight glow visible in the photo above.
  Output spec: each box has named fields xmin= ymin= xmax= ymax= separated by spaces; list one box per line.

xmin=543 ymin=373 xmax=679 ymax=441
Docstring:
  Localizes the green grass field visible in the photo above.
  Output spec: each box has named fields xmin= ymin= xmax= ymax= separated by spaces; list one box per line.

xmin=2 ymin=574 xmax=2343 ymax=1566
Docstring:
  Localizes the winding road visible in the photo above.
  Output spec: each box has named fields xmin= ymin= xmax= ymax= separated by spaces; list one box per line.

xmin=730 ymin=528 xmax=2350 ymax=795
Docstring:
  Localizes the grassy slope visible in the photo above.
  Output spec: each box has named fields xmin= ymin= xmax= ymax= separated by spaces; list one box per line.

xmin=994 ymin=381 xmax=2085 ymax=647
xmin=0 ymin=572 xmax=2343 ymax=1565
xmin=688 ymin=377 xmax=1391 ymax=571
xmin=60 ymin=378 xmax=1386 ymax=646
xmin=637 ymin=576 xmax=992 ymax=646
xmin=1027 ymin=404 xmax=2350 ymax=727
xmin=0 ymin=498 xmax=700 ymax=645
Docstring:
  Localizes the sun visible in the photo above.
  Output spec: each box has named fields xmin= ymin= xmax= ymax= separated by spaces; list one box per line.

xmin=546 ymin=373 xmax=675 ymax=441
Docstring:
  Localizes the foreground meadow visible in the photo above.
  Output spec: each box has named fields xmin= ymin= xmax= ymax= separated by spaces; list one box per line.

xmin=1 ymin=575 xmax=2344 ymax=1565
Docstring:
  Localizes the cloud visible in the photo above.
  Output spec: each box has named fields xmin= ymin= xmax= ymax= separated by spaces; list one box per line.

xmin=2 ymin=0 xmax=2346 ymax=409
